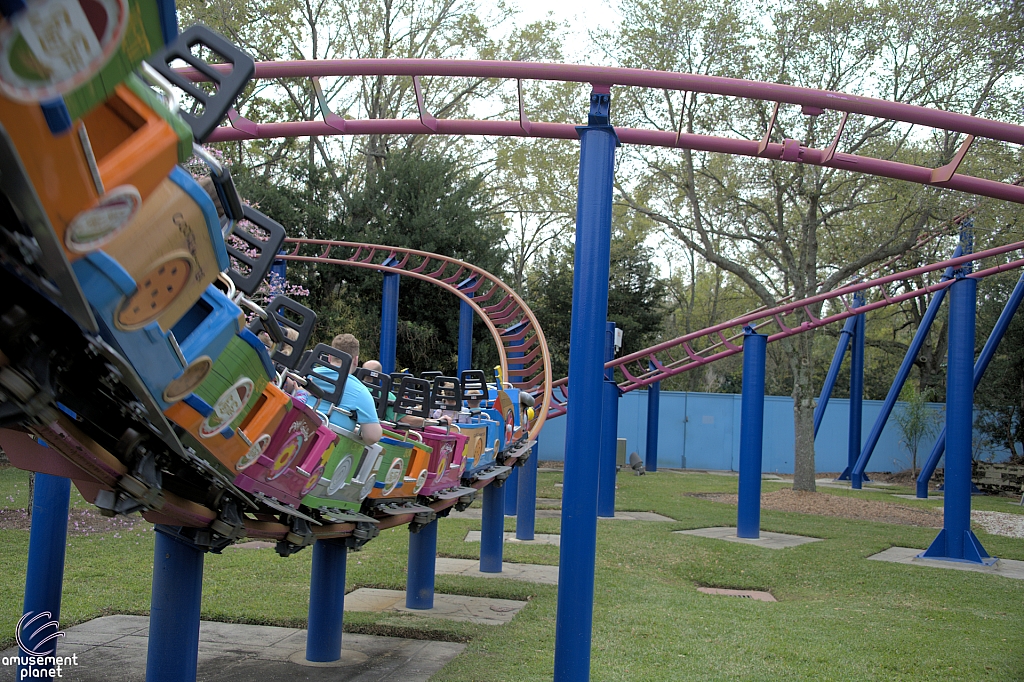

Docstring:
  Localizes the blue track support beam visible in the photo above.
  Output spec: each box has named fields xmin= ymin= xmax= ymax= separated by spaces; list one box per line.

xmin=839 ymin=313 xmax=865 ymax=482
xmin=813 ymin=316 xmax=856 ymax=437
xmin=406 ymin=520 xmax=438 ymax=610
xmin=854 ymin=246 xmax=962 ymax=489
xmin=646 ymin=360 xmax=660 ymax=472
xmin=504 ymin=467 xmax=519 ymax=516
xmin=380 ymin=271 xmax=400 ymax=375
xmin=916 ymin=269 xmax=1024 ymax=498
xmin=480 ymin=481 xmax=505 ymax=572
xmin=18 ymin=473 xmax=70 ymax=680
xmin=554 ymin=87 xmax=617 ymax=682
xmin=737 ymin=329 xmax=767 ymax=539
xmin=306 ymin=538 xmax=349 ymax=661
xmin=516 ymin=440 xmax=538 ymax=540
xmin=147 ymin=527 xmax=205 ymax=682
xmin=457 ymin=292 xmax=474 ymax=375
xmin=921 ymin=276 xmax=994 ymax=564
xmin=598 ymin=321 xmax=618 ymax=517
xmin=503 ymin=333 xmax=525 ymax=516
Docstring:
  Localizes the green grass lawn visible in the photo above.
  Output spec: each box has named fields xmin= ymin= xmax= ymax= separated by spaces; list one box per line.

xmin=1 ymin=466 xmax=1022 ymax=680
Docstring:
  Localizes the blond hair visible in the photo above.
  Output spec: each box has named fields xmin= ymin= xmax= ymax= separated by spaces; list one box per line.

xmin=331 ymin=333 xmax=359 ymax=358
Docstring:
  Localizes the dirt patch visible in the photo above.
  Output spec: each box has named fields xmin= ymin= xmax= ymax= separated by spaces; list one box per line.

xmin=0 ymin=508 xmax=146 ymax=535
xmin=691 ymin=489 xmax=944 ymax=528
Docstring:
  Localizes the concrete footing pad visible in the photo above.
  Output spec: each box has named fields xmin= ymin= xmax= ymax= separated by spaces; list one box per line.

xmin=675 ymin=527 xmax=823 ymax=549
xmin=435 ymin=557 xmax=559 ymax=584
xmin=0 ymin=615 xmax=464 ymax=682
xmin=464 ymin=530 xmax=561 ymax=546
xmin=891 ymin=494 xmax=942 ymax=501
xmin=344 ymin=588 xmax=527 ymax=624
xmin=866 ymin=547 xmax=1024 ymax=580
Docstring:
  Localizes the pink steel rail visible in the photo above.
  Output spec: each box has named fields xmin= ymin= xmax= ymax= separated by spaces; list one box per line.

xmin=546 ymin=242 xmax=1024 ymax=417
xmin=193 ymin=59 xmax=1024 ymax=204
xmin=277 ymin=238 xmax=551 ymax=439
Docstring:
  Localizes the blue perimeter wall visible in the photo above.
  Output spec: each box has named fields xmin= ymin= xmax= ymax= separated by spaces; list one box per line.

xmin=537 ymin=390 xmax=1004 ymax=474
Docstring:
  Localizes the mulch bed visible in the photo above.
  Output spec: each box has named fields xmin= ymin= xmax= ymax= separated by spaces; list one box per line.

xmin=690 ymin=489 xmax=944 ymax=528
xmin=0 ymin=508 xmax=146 ymax=535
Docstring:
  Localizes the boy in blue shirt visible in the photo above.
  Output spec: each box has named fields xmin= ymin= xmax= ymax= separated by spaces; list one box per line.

xmin=303 ymin=333 xmax=382 ymax=446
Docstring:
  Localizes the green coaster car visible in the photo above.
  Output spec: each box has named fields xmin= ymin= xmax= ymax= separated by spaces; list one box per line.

xmin=301 ymin=425 xmax=382 ymax=523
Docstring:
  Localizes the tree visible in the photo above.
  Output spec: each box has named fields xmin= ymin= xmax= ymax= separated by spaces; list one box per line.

xmin=893 ymin=384 xmax=940 ymax=477
xmin=611 ymin=0 xmax=1024 ymax=492
xmin=525 ymin=218 xmax=667 ymax=379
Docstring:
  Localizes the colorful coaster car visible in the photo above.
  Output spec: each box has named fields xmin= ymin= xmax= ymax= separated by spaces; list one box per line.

xmin=301 ymin=425 xmax=383 ymax=522
xmin=0 ymin=0 xmax=177 ymax=118
xmin=0 ymin=74 xmax=192 ymax=263
xmin=457 ymin=419 xmax=500 ymax=481
xmin=365 ymin=429 xmax=430 ymax=504
xmin=73 ymin=251 xmax=242 ymax=411
xmin=164 ymin=329 xmax=289 ymax=475
xmin=233 ymin=398 xmax=337 ymax=509
xmin=96 ymin=166 xmax=230 ymax=333
xmin=416 ymin=425 xmax=468 ymax=498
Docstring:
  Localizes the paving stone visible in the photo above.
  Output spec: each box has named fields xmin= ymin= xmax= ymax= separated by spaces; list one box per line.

xmin=604 ymin=511 xmax=675 ymax=521
xmin=435 ymin=557 xmax=559 ymax=585
xmin=446 ymin=507 xmax=562 ymax=520
xmin=463 ymin=530 xmax=561 ymax=546
xmin=675 ymin=526 xmax=823 ymax=549
xmin=343 ymin=588 xmax=527 ymax=625
xmin=891 ymin=494 xmax=943 ymax=501
xmin=0 ymin=616 xmax=465 ymax=682
xmin=866 ymin=547 xmax=1024 ymax=580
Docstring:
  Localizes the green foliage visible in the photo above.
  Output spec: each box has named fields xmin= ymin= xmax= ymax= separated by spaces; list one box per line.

xmin=525 ymin=221 xmax=667 ymax=378
xmin=893 ymin=384 xmax=941 ymax=475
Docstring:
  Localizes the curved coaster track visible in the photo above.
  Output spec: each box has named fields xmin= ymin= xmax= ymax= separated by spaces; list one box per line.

xmin=185 ymin=58 xmax=1024 ymax=420
xmin=279 ymin=238 xmax=552 ymax=439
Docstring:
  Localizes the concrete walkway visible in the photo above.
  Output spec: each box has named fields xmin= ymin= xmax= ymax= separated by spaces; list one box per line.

xmin=867 ymin=547 xmax=1024 ymax=580
xmin=675 ymin=527 xmax=823 ymax=549
xmin=435 ymin=557 xmax=559 ymax=585
xmin=0 ymin=615 xmax=464 ymax=682
xmin=464 ymin=530 xmax=561 ymax=546
xmin=344 ymin=588 xmax=527 ymax=624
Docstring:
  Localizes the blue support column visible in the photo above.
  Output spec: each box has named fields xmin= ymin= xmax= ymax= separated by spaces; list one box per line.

xmin=18 ymin=473 xmax=70 ymax=681
xmin=813 ymin=316 xmax=856 ymax=437
xmin=839 ymin=312 xmax=865 ymax=482
xmin=406 ymin=520 xmax=438 ymax=610
xmin=147 ymin=527 xmax=205 ymax=682
xmin=380 ymin=271 xmax=400 ymax=375
xmin=306 ymin=538 xmax=349 ymax=661
xmin=504 ymin=467 xmax=519 ymax=516
xmin=480 ymin=481 xmax=505 ymax=572
xmin=646 ymin=360 xmax=660 ymax=472
xmin=504 ymin=332 xmax=525 ymax=516
xmin=736 ymin=329 xmax=767 ymax=539
xmin=554 ymin=87 xmax=617 ymax=682
xmin=457 ymin=288 xmax=475 ymax=376
xmin=921 ymin=275 xmax=993 ymax=564
xmin=916 ymin=269 xmax=1024 ymax=498
xmin=516 ymin=440 xmax=538 ymax=540
xmin=854 ymin=246 xmax=961 ymax=488
xmin=598 ymin=321 xmax=618 ymax=518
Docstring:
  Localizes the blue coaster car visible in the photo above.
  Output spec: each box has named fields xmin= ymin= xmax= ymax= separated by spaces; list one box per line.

xmin=74 ymin=250 xmax=242 ymax=411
